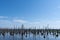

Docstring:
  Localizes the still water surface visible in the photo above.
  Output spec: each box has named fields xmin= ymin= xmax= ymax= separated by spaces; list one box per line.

xmin=0 ymin=33 xmax=60 ymax=40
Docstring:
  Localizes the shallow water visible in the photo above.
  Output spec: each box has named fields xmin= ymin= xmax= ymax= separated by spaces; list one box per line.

xmin=0 ymin=33 xmax=60 ymax=40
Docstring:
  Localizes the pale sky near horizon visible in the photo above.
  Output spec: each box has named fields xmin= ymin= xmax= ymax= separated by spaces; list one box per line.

xmin=0 ymin=0 xmax=60 ymax=29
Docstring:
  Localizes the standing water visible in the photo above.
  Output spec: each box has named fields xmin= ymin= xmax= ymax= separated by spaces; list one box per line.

xmin=0 ymin=33 xmax=60 ymax=40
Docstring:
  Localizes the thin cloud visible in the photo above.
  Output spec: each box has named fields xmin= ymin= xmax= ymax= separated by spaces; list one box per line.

xmin=0 ymin=20 xmax=13 ymax=28
xmin=55 ymin=20 xmax=60 ymax=23
xmin=0 ymin=16 xmax=8 ymax=18
xmin=13 ymin=19 xmax=28 ymax=23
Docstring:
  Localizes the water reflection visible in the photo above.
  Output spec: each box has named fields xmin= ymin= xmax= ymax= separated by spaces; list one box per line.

xmin=0 ymin=33 xmax=60 ymax=40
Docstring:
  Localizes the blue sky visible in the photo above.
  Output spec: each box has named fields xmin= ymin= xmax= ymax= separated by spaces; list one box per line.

xmin=0 ymin=0 xmax=60 ymax=29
